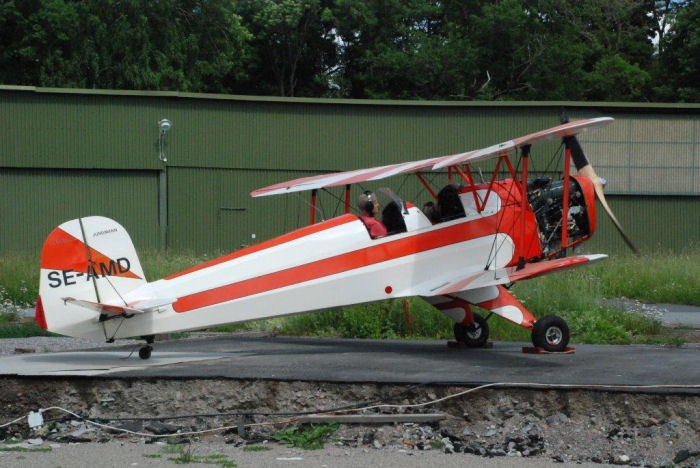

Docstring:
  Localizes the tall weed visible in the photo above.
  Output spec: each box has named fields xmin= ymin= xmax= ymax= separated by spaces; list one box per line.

xmin=591 ymin=251 xmax=700 ymax=305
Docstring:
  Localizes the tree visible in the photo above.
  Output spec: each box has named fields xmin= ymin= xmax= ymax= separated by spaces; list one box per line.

xmin=330 ymin=0 xmax=481 ymax=99
xmin=0 ymin=0 xmax=82 ymax=87
xmin=524 ymin=0 xmax=655 ymax=101
xmin=653 ymin=0 xmax=699 ymax=101
xmin=0 ymin=0 xmax=693 ymax=102
xmin=235 ymin=0 xmax=337 ymax=96
xmin=0 ymin=0 xmax=252 ymax=92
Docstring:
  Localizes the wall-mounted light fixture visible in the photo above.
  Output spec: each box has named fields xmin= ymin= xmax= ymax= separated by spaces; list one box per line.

xmin=158 ymin=118 xmax=172 ymax=162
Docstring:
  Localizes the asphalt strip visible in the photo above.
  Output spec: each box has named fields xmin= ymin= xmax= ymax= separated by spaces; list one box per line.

xmin=0 ymin=351 xmax=228 ymax=376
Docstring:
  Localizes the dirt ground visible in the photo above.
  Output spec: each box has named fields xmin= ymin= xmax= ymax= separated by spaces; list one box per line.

xmin=1 ymin=378 xmax=698 ymax=467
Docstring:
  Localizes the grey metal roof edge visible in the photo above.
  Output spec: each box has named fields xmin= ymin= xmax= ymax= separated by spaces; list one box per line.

xmin=2 ymin=84 xmax=699 ymax=110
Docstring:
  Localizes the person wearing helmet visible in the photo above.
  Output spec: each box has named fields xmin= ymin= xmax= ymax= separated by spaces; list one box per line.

xmin=358 ymin=191 xmax=387 ymax=238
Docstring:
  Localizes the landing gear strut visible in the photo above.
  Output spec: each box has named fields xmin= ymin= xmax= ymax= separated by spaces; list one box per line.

xmin=453 ymin=313 xmax=489 ymax=348
xmin=138 ymin=335 xmax=155 ymax=360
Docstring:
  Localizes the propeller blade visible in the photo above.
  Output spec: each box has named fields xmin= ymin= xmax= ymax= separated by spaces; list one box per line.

xmin=578 ymin=165 xmax=640 ymax=255
xmin=560 ymin=111 xmax=639 ymax=254
xmin=565 ymin=136 xmax=589 ymax=171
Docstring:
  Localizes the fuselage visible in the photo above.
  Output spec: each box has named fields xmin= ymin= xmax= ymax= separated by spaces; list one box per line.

xmin=87 ymin=180 xmax=545 ymax=340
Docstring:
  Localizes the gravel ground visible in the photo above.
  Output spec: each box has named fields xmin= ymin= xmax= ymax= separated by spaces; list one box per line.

xmin=1 ymin=372 xmax=698 ymax=467
xmin=1 ymin=334 xmax=698 ymax=467
xmin=0 ymin=439 xmax=617 ymax=468
xmin=599 ymin=299 xmax=667 ymax=322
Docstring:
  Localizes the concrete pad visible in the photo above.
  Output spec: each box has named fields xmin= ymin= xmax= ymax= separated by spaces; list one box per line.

xmin=656 ymin=303 xmax=700 ymax=328
xmin=0 ymin=337 xmax=697 ymax=393
xmin=0 ymin=351 xmax=229 ymax=376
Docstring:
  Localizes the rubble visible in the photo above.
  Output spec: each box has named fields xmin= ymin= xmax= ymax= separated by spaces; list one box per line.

xmin=0 ymin=377 xmax=697 ymax=466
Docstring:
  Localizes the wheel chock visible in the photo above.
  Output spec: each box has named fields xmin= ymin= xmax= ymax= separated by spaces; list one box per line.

xmin=447 ymin=341 xmax=494 ymax=349
xmin=521 ymin=346 xmax=575 ymax=354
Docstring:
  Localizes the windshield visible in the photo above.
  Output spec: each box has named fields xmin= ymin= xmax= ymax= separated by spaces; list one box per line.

xmin=377 ymin=187 xmax=407 ymax=214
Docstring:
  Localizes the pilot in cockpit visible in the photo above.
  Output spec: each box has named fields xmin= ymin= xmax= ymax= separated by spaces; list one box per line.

xmin=358 ymin=191 xmax=387 ymax=238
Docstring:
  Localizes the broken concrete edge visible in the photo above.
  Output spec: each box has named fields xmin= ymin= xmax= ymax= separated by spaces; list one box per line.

xmin=296 ymin=413 xmax=448 ymax=424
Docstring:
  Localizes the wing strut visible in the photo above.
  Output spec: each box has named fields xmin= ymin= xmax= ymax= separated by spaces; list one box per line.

xmin=562 ymin=144 xmax=572 ymax=248
xmin=519 ymin=145 xmax=531 ymax=268
xmin=415 ymin=173 xmax=437 ymax=199
xmin=310 ymin=189 xmax=318 ymax=224
xmin=344 ymin=184 xmax=351 ymax=213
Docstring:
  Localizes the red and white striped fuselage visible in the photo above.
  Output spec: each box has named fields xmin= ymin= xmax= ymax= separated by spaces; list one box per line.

xmin=39 ymin=180 xmax=549 ymax=341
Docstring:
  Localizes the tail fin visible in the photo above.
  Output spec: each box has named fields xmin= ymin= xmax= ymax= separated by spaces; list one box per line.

xmin=37 ymin=216 xmax=146 ymax=340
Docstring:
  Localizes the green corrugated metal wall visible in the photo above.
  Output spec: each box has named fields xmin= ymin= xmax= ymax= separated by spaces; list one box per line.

xmin=1 ymin=86 xmax=698 ymax=254
xmin=585 ymin=195 xmax=700 ymax=253
xmin=1 ymin=169 xmax=158 ymax=251
xmin=0 ymin=91 xmax=578 ymax=171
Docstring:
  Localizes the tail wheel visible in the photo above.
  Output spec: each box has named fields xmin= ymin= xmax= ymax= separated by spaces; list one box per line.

xmin=531 ymin=315 xmax=570 ymax=352
xmin=454 ymin=313 xmax=489 ymax=348
xmin=138 ymin=345 xmax=152 ymax=360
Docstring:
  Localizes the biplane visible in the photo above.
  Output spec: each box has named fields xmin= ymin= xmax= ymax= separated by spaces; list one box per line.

xmin=36 ymin=117 xmax=637 ymax=359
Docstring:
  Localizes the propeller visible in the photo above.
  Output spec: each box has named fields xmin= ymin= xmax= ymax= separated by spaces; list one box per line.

xmin=560 ymin=113 xmax=639 ymax=254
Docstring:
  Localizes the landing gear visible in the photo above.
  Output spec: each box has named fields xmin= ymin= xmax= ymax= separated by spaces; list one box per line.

xmin=531 ymin=315 xmax=570 ymax=352
xmin=454 ymin=313 xmax=489 ymax=348
xmin=138 ymin=335 xmax=155 ymax=360
xmin=138 ymin=346 xmax=152 ymax=360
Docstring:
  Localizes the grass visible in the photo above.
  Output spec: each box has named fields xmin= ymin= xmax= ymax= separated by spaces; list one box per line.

xmin=592 ymin=250 xmax=700 ymax=305
xmin=0 ymin=446 xmax=52 ymax=453
xmin=164 ymin=444 xmax=236 ymax=467
xmin=430 ymin=439 xmax=445 ymax=449
xmin=0 ymin=321 xmax=57 ymax=338
xmin=161 ymin=443 xmax=188 ymax=454
xmin=242 ymin=445 xmax=272 ymax=452
xmin=0 ymin=254 xmax=39 ymax=308
xmin=0 ymin=249 xmax=697 ymax=345
xmin=272 ymin=423 xmax=339 ymax=450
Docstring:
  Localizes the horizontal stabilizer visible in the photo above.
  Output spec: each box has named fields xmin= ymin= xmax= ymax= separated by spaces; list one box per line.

xmin=127 ymin=297 xmax=177 ymax=312
xmin=420 ymin=254 xmax=607 ymax=296
xmin=62 ymin=297 xmax=145 ymax=317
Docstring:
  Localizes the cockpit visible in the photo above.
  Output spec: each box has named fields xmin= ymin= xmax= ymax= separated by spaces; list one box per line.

xmin=363 ymin=185 xmax=472 ymax=239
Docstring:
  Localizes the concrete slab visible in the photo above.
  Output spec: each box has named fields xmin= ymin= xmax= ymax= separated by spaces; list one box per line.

xmin=0 ymin=351 xmax=229 ymax=376
xmin=656 ymin=303 xmax=700 ymax=328
xmin=599 ymin=300 xmax=700 ymax=329
xmin=1 ymin=336 xmax=696 ymax=393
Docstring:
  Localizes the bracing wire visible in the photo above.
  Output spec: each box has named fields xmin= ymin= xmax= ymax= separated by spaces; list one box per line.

xmin=485 ymin=155 xmax=523 ymax=271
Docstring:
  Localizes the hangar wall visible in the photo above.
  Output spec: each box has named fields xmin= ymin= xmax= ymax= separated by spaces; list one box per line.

xmin=1 ymin=86 xmax=698 ymax=255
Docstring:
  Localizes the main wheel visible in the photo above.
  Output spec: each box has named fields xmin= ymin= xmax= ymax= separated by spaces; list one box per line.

xmin=454 ymin=314 xmax=489 ymax=348
xmin=138 ymin=345 xmax=152 ymax=360
xmin=531 ymin=315 xmax=570 ymax=352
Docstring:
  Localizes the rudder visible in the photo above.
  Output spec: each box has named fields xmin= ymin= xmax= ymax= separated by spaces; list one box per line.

xmin=37 ymin=217 xmax=146 ymax=340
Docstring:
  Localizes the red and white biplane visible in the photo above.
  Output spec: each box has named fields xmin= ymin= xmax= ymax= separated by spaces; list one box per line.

xmin=36 ymin=117 xmax=637 ymax=359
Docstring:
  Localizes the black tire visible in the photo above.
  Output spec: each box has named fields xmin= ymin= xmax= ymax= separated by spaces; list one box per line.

xmin=454 ymin=314 xmax=489 ymax=348
xmin=138 ymin=345 xmax=152 ymax=360
xmin=531 ymin=315 xmax=570 ymax=352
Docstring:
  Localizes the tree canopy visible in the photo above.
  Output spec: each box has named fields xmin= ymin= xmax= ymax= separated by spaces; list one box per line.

xmin=0 ymin=0 xmax=696 ymax=101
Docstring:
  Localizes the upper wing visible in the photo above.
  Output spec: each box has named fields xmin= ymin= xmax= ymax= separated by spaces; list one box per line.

xmin=250 ymin=154 xmax=467 ymax=197
xmin=416 ymin=254 xmax=607 ymax=297
xmin=251 ymin=118 xmax=612 ymax=197
xmin=432 ymin=117 xmax=613 ymax=169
